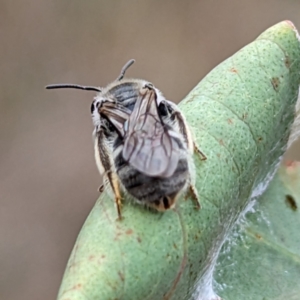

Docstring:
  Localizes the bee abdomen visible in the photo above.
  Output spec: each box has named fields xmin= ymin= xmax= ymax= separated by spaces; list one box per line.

xmin=115 ymin=153 xmax=189 ymax=205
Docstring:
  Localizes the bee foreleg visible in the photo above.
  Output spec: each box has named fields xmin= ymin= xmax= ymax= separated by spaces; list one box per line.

xmin=95 ymin=129 xmax=123 ymax=220
xmin=107 ymin=171 xmax=123 ymax=220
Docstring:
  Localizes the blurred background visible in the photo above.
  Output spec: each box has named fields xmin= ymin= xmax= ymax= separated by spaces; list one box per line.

xmin=1 ymin=1 xmax=300 ymax=299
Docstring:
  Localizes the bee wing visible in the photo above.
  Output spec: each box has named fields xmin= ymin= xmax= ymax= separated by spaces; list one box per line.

xmin=100 ymin=102 xmax=131 ymax=136
xmin=123 ymin=88 xmax=180 ymax=178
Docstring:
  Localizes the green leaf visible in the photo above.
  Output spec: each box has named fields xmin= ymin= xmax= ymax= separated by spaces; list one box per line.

xmin=57 ymin=21 xmax=300 ymax=300
xmin=215 ymin=162 xmax=300 ymax=300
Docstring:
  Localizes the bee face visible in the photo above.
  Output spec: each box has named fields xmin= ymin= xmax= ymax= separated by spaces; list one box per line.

xmin=46 ymin=60 xmax=206 ymax=219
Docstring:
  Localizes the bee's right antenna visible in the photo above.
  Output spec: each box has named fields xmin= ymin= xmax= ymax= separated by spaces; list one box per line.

xmin=116 ymin=59 xmax=135 ymax=81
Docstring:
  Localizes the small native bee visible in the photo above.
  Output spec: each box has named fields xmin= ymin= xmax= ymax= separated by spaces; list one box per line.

xmin=46 ymin=60 xmax=206 ymax=219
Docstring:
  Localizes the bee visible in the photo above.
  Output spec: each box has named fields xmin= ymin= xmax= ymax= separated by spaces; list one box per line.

xmin=46 ymin=59 xmax=206 ymax=219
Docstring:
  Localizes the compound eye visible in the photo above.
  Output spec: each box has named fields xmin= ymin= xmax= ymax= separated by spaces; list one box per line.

xmin=158 ymin=102 xmax=168 ymax=117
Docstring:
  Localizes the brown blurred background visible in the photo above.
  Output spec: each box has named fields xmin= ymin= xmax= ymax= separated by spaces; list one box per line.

xmin=1 ymin=1 xmax=300 ymax=299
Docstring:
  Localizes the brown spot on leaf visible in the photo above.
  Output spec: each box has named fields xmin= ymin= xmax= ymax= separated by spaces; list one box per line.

xmin=258 ymin=137 xmax=263 ymax=142
xmin=219 ymin=139 xmax=224 ymax=146
xmin=229 ymin=67 xmax=238 ymax=73
xmin=255 ymin=233 xmax=262 ymax=240
xmin=126 ymin=229 xmax=133 ymax=235
xmin=285 ymin=195 xmax=297 ymax=211
xmin=137 ymin=236 xmax=142 ymax=243
xmin=173 ymin=243 xmax=178 ymax=249
xmin=89 ymin=255 xmax=95 ymax=261
xmin=227 ymin=119 xmax=233 ymax=124
xmin=271 ymin=77 xmax=280 ymax=91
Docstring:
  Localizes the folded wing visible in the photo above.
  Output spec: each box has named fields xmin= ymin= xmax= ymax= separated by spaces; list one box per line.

xmin=122 ymin=87 xmax=181 ymax=178
xmin=99 ymin=102 xmax=131 ymax=137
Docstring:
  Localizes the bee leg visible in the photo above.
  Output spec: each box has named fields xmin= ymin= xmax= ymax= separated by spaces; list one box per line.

xmin=95 ymin=129 xmax=123 ymax=220
xmin=175 ymin=110 xmax=207 ymax=161
xmin=188 ymin=184 xmax=201 ymax=210
xmin=193 ymin=142 xmax=207 ymax=161
xmin=166 ymin=102 xmax=206 ymax=160
xmin=107 ymin=171 xmax=123 ymax=220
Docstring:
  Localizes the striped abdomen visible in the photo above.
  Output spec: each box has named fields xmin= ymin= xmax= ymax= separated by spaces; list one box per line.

xmin=115 ymin=150 xmax=189 ymax=210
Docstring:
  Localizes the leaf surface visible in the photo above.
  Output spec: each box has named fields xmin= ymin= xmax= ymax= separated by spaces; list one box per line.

xmin=57 ymin=21 xmax=300 ymax=300
xmin=215 ymin=162 xmax=300 ymax=300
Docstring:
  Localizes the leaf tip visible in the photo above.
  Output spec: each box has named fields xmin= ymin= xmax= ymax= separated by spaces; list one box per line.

xmin=284 ymin=20 xmax=296 ymax=29
xmin=284 ymin=20 xmax=300 ymax=43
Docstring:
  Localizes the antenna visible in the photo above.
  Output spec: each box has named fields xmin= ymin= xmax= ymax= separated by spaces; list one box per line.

xmin=116 ymin=59 xmax=135 ymax=81
xmin=45 ymin=59 xmax=136 ymax=92
xmin=45 ymin=84 xmax=101 ymax=92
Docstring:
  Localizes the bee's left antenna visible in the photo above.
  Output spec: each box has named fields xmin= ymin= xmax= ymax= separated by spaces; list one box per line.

xmin=116 ymin=59 xmax=135 ymax=81
xmin=45 ymin=84 xmax=101 ymax=92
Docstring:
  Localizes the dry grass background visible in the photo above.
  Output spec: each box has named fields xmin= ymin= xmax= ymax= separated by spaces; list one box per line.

xmin=1 ymin=1 xmax=300 ymax=299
